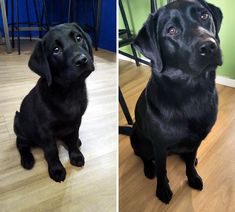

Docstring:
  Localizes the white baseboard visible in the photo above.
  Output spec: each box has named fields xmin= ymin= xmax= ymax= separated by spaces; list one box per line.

xmin=119 ymin=54 xmax=235 ymax=88
xmin=118 ymin=54 xmax=149 ymax=66
xmin=216 ymin=76 xmax=235 ymax=88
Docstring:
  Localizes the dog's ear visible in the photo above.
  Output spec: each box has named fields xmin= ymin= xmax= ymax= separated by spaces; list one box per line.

xmin=207 ymin=3 xmax=223 ymax=37
xmin=134 ymin=13 xmax=163 ymax=73
xmin=28 ymin=41 xmax=52 ymax=86
xmin=197 ymin=0 xmax=223 ymax=40
xmin=70 ymin=22 xmax=94 ymax=60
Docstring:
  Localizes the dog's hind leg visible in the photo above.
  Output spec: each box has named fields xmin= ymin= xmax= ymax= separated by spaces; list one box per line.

xmin=16 ymin=137 xmax=35 ymax=169
xmin=130 ymin=125 xmax=155 ymax=179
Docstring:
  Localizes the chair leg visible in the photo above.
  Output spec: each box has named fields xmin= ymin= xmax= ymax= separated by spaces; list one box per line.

xmin=16 ymin=0 xmax=20 ymax=55
xmin=119 ymin=87 xmax=133 ymax=125
xmin=150 ymin=0 xmax=157 ymax=13
xmin=11 ymin=0 xmax=14 ymax=48
xmin=26 ymin=0 xmax=32 ymax=41
xmin=67 ymin=0 xmax=71 ymax=23
xmin=119 ymin=0 xmax=139 ymax=66
xmin=33 ymin=0 xmax=42 ymax=38
xmin=94 ymin=0 xmax=102 ymax=51
xmin=0 ymin=0 xmax=12 ymax=53
xmin=130 ymin=43 xmax=140 ymax=66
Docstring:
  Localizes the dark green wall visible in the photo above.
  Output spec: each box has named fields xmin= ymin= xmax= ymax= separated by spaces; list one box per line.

xmin=119 ymin=0 xmax=235 ymax=79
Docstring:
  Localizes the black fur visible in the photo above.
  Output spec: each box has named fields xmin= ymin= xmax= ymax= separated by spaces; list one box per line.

xmin=14 ymin=23 xmax=94 ymax=182
xmin=132 ymin=0 xmax=223 ymax=204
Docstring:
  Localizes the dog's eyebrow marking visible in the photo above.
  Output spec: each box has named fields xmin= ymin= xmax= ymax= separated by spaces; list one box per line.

xmin=54 ymin=39 xmax=63 ymax=49
xmin=69 ymin=31 xmax=82 ymax=40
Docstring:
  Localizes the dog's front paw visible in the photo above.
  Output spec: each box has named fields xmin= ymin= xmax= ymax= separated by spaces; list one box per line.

xmin=188 ymin=174 xmax=203 ymax=190
xmin=49 ymin=164 xmax=66 ymax=182
xmin=70 ymin=152 xmax=85 ymax=167
xmin=21 ymin=152 xmax=35 ymax=170
xmin=156 ymin=184 xmax=173 ymax=204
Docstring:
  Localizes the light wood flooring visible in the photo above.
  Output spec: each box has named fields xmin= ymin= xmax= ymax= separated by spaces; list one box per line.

xmin=0 ymin=41 xmax=117 ymax=212
xmin=119 ymin=59 xmax=235 ymax=212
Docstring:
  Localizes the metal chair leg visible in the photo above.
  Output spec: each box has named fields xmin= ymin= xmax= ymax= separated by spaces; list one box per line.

xmin=119 ymin=87 xmax=133 ymax=125
xmin=16 ymin=0 xmax=20 ymax=54
xmin=151 ymin=0 xmax=157 ymax=13
xmin=0 ymin=0 xmax=12 ymax=53
xmin=94 ymin=0 xmax=101 ymax=51
xmin=119 ymin=0 xmax=140 ymax=66
xmin=11 ymin=0 xmax=14 ymax=48
xmin=26 ymin=0 xmax=32 ymax=41
xmin=68 ymin=0 xmax=71 ymax=22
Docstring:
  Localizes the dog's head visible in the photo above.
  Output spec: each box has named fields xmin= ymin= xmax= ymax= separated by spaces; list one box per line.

xmin=28 ymin=23 xmax=94 ymax=86
xmin=134 ymin=0 xmax=223 ymax=77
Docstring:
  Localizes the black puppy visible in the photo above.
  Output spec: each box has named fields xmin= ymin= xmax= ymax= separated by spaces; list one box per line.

xmin=132 ymin=0 xmax=223 ymax=204
xmin=14 ymin=23 xmax=94 ymax=182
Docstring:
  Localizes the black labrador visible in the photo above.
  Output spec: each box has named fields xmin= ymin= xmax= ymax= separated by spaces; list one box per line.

xmin=14 ymin=23 xmax=94 ymax=182
xmin=131 ymin=0 xmax=223 ymax=204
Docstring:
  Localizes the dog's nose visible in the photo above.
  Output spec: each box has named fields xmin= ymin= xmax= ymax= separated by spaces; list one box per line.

xmin=199 ymin=40 xmax=217 ymax=56
xmin=74 ymin=54 xmax=88 ymax=66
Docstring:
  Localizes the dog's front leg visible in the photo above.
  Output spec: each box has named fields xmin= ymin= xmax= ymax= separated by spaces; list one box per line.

xmin=41 ymin=133 xmax=66 ymax=182
xmin=154 ymin=147 xmax=173 ymax=204
xmin=62 ymin=129 xmax=85 ymax=167
xmin=181 ymin=150 xmax=203 ymax=190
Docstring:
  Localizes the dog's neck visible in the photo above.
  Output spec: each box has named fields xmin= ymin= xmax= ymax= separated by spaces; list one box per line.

xmin=146 ymin=68 xmax=216 ymax=107
xmin=152 ymin=67 xmax=216 ymax=91
xmin=38 ymin=78 xmax=86 ymax=94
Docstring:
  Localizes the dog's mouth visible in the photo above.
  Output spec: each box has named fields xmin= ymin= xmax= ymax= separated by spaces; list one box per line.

xmin=79 ymin=70 xmax=93 ymax=79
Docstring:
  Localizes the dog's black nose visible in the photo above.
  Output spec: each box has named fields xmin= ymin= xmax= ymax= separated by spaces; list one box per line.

xmin=75 ymin=54 xmax=88 ymax=66
xmin=199 ymin=40 xmax=217 ymax=56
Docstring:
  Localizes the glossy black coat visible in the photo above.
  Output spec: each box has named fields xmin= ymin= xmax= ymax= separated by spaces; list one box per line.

xmin=14 ymin=23 xmax=94 ymax=182
xmin=132 ymin=0 xmax=223 ymax=204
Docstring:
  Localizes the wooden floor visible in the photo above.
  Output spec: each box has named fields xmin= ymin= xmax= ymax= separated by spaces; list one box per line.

xmin=0 ymin=41 xmax=117 ymax=212
xmin=119 ymin=59 xmax=235 ymax=212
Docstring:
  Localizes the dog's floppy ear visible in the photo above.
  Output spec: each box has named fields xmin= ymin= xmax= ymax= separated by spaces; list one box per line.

xmin=70 ymin=22 xmax=94 ymax=60
xmin=134 ymin=12 xmax=163 ymax=73
xmin=197 ymin=0 xmax=223 ymax=40
xmin=28 ymin=41 xmax=52 ymax=86
xmin=207 ymin=3 xmax=223 ymax=37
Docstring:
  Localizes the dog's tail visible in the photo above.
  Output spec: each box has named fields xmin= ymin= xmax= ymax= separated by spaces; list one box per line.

xmin=119 ymin=126 xmax=133 ymax=136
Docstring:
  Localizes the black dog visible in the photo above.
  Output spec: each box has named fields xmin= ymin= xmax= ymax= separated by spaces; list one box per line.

xmin=131 ymin=0 xmax=223 ymax=204
xmin=14 ymin=23 xmax=94 ymax=182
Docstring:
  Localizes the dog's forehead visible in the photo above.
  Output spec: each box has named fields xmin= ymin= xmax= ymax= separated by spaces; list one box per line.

xmin=166 ymin=0 xmax=204 ymax=10
xmin=160 ymin=0 xmax=206 ymax=19
xmin=42 ymin=24 xmax=81 ymax=42
xmin=157 ymin=0 xmax=209 ymax=27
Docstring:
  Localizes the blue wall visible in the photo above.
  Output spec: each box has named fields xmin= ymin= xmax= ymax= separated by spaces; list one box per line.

xmin=0 ymin=0 xmax=116 ymax=52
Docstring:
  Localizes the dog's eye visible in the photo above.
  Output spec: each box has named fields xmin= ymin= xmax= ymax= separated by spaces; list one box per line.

xmin=76 ymin=35 xmax=82 ymax=42
xmin=53 ymin=47 xmax=61 ymax=55
xmin=200 ymin=12 xmax=209 ymax=21
xmin=167 ymin=26 xmax=177 ymax=36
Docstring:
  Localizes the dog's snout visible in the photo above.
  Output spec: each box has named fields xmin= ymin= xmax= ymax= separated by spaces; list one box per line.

xmin=74 ymin=54 xmax=88 ymax=67
xmin=199 ymin=40 xmax=217 ymax=56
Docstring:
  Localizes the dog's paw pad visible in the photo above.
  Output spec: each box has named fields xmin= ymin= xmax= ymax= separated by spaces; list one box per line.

xmin=21 ymin=153 xmax=35 ymax=170
xmin=70 ymin=153 xmax=85 ymax=167
xmin=49 ymin=165 xmax=66 ymax=182
xmin=188 ymin=175 xmax=203 ymax=190
xmin=156 ymin=185 xmax=173 ymax=204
